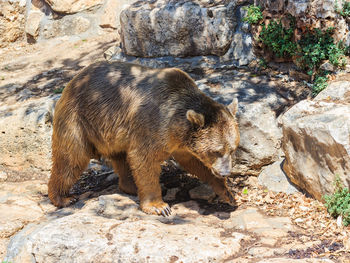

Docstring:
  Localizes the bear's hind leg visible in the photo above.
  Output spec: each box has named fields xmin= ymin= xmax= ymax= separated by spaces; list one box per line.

xmin=111 ymin=152 xmax=137 ymax=196
xmin=49 ymin=142 xmax=90 ymax=208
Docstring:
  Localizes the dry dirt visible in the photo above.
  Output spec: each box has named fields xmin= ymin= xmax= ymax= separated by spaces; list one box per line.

xmin=0 ymin=33 xmax=118 ymax=105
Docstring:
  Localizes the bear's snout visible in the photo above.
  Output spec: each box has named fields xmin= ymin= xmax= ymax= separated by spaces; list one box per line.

xmin=212 ymin=153 xmax=232 ymax=177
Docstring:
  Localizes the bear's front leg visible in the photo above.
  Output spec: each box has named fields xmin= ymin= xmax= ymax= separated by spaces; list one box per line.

xmin=128 ymin=151 xmax=171 ymax=216
xmin=173 ymin=151 xmax=236 ymax=206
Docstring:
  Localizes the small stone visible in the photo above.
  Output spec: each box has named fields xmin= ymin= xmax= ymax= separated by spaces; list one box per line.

xmin=163 ymin=188 xmax=179 ymax=202
xmin=289 ymin=69 xmax=310 ymax=81
xmin=0 ymin=171 xmax=7 ymax=181
xmin=25 ymin=10 xmax=44 ymax=38
xmin=337 ymin=215 xmax=343 ymax=227
xmin=343 ymin=233 xmax=350 ymax=250
xmin=189 ymin=184 xmax=216 ymax=201
xmin=319 ymin=60 xmax=335 ymax=72
xmin=299 ymin=205 xmax=309 ymax=211
xmin=248 ymin=247 xmax=275 ymax=258
xmin=104 ymin=46 xmax=121 ymax=61
xmin=260 ymin=238 xmax=277 ymax=246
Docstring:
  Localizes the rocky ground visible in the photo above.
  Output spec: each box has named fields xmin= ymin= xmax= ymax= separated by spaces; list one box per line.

xmin=1 ymin=33 xmax=350 ymax=262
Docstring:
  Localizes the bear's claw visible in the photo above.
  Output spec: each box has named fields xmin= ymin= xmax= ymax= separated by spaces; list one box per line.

xmin=217 ymin=187 xmax=236 ymax=206
xmin=141 ymin=201 xmax=171 ymax=216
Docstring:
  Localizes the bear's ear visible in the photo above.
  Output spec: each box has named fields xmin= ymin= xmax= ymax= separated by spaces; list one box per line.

xmin=227 ymin=98 xmax=238 ymax=116
xmin=186 ymin=110 xmax=205 ymax=127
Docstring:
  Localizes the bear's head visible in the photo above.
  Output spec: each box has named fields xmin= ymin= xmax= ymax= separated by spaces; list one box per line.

xmin=186 ymin=98 xmax=240 ymax=178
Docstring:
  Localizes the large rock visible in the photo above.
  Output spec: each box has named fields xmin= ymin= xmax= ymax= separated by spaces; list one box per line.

xmin=42 ymin=15 xmax=91 ymax=39
xmin=259 ymin=0 xmax=343 ymax=18
xmin=4 ymin=195 xmax=247 ymax=263
xmin=120 ymin=0 xmax=237 ymax=58
xmin=0 ymin=181 xmax=48 ymax=239
xmin=258 ymin=158 xmax=299 ymax=194
xmin=112 ymin=4 xmax=254 ymax=72
xmin=281 ymin=81 xmax=350 ymax=200
xmin=25 ymin=10 xmax=44 ymax=38
xmin=44 ymin=0 xmax=103 ymax=14
xmin=0 ymin=95 xmax=60 ymax=181
xmin=0 ymin=0 xmax=26 ymax=47
xmin=99 ymin=0 xmax=138 ymax=29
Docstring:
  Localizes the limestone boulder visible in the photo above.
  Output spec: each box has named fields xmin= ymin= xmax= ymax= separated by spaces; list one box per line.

xmin=315 ymin=80 xmax=350 ymax=102
xmin=25 ymin=10 xmax=44 ymax=38
xmin=258 ymin=158 xmax=299 ymax=194
xmin=259 ymin=0 xmax=341 ymax=18
xmin=120 ymin=0 xmax=237 ymax=58
xmin=99 ymin=0 xmax=138 ymax=29
xmin=281 ymin=81 xmax=350 ymax=200
xmin=112 ymin=4 xmax=255 ymax=70
xmin=42 ymin=15 xmax=91 ymax=39
xmin=4 ymin=195 xmax=246 ymax=263
xmin=0 ymin=181 xmax=48 ymax=239
xmin=0 ymin=95 xmax=60 ymax=181
xmin=0 ymin=0 xmax=26 ymax=47
xmin=44 ymin=0 xmax=103 ymax=14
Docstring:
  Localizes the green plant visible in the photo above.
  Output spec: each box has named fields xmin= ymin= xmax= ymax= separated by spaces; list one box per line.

xmin=259 ymin=19 xmax=296 ymax=57
xmin=324 ymin=175 xmax=350 ymax=226
xmin=258 ymin=58 xmax=268 ymax=69
xmin=336 ymin=0 xmax=350 ymax=17
xmin=297 ymin=28 xmax=347 ymax=75
xmin=312 ymin=73 xmax=329 ymax=95
xmin=53 ymin=87 xmax=64 ymax=94
xmin=243 ymin=5 xmax=263 ymax=24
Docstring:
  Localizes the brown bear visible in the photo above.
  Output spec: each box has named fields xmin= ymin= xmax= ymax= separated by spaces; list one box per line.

xmin=48 ymin=61 xmax=240 ymax=216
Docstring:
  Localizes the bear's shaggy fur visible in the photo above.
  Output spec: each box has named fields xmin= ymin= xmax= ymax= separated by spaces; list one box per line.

xmin=49 ymin=61 xmax=239 ymax=216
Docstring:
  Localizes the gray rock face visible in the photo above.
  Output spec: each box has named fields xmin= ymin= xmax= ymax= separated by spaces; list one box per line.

xmin=4 ymin=195 xmax=246 ymax=263
xmin=44 ymin=0 xmax=104 ymax=14
xmin=24 ymin=10 xmax=43 ymax=38
xmin=315 ymin=81 xmax=350 ymax=102
xmin=120 ymin=0 xmax=237 ymax=58
xmin=112 ymin=4 xmax=254 ymax=70
xmin=259 ymin=0 xmax=341 ymax=18
xmin=0 ymin=95 xmax=60 ymax=180
xmin=99 ymin=0 xmax=138 ymax=29
xmin=281 ymin=81 xmax=350 ymax=200
xmin=42 ymin=15 xmax=91 ymax=39
xmin=258 ymin=158 xmax=299 ymax=194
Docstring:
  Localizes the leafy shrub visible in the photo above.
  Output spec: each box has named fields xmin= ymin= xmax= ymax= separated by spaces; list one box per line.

xmin=259 ymin=19 xmax=297 ymax=58
xmin=324 ymin=176 xmax=350 ymax=226
xmin=312 ymin=73 xmax=329 ymax=95
xmin=53 ymin=87 xmax=64 ymax=94
xmin=297 ymin=28 xmax=347 ymax=75
xmin=336 ymin=1 xmax=350 ymax=17
xmin=243 ymin=9 xmax=348 ymax=95
xmin=242 ymin=5 xmax=263 ymax=25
